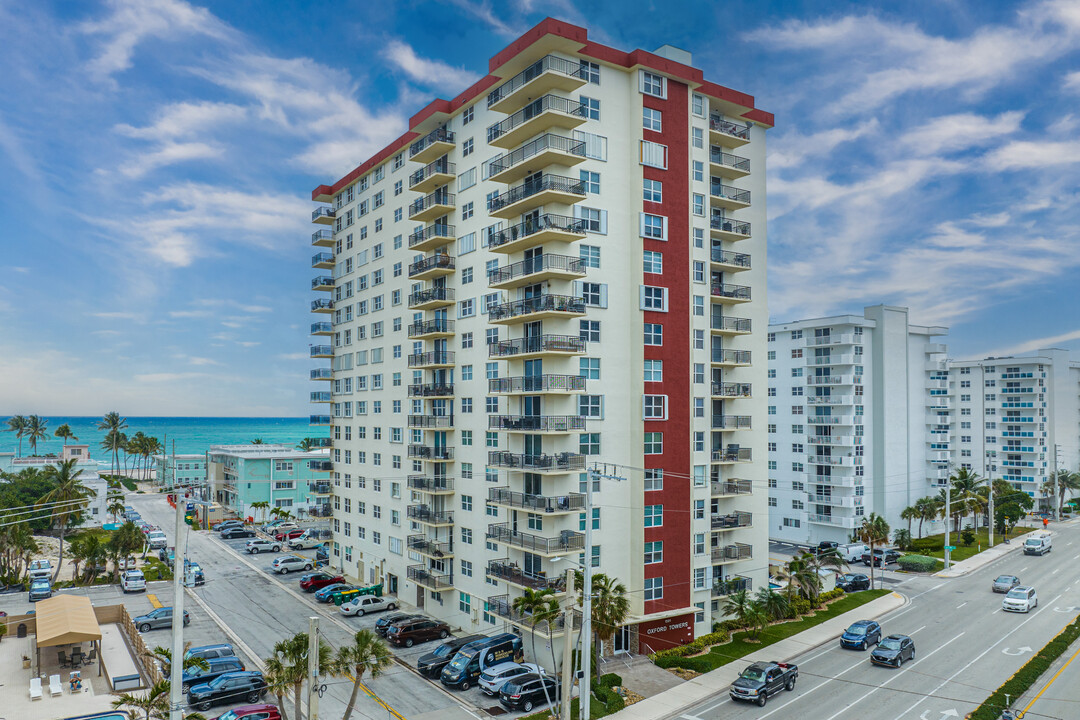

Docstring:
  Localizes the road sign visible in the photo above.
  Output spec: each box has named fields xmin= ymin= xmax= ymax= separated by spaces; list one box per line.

xmin=944 ymin=545 xmax=956 ymax=551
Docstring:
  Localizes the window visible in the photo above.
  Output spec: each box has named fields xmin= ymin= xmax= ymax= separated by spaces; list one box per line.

xmin=640 ymin=213 xmax=667 ymax=240
xmin=579 ymin=319 xmax=600 ymax=342
xmin=643 ymin=395 xmax=667 ymax=419
xmin=643 ymin=179 xmax=663 ymax=203
xmin=644 ymin=504 xmax=663 ymax=527
xmin=458 ymin=232 xmax=476 ymax=255
xmin=461 ymin=201 xmax=474 ymax=220
xmin=644 ymin=469 xmax=663 ymax=491
xmin=640 ymin=140 xmax=668 ymax=169
xmin=577 ymin=206 xmax=605 ymax=232
xmin=692 ymin=193 xmax=705 ymax=216
xmin=643 ymin=359 xmax=663 ymax=382
xmin=644 ymin=541 xmax=663 ymax=564
xmin=579 ymin=394 xmax=603 ymax=418
xmin=458 ymin=299 xmax=475 ymax=317
xmin=640 ymin=286 xmax=668 ymax=311
xmin=579 ymin=282 xmax=603 ymax=306
xmin=580 ymin=95 xmax=600 ymax=119
xmin=640 ymin=71 xmax=666 ymax=98
xmin=461 ymin=495 xmax=473 ymax=511
xmin=692 ymin=93 xmax=705 ymax=117
xmin=693 ymin=160 xmax=704 ymax=182
xmin=461 ymin=527 xmax=473 ymax=544
xmin=643 ymin=576 xmax=663 ymax=601
xmin=580 ymin=244 xmax=600 ymax=268
xmin=459 ymin=592 xmax=471 ymax=613
xmin=644 ymin=432 xmax=663 ymax=454
xmin=579 ymin=170 xmax=600 ymax=194
xmin=462 ymin=138 xmax=474 ymax=156
xmin=579 ymin=357 xmax=600 ymax=380
xmin=692 ymin=127 xmax=703 ymax=149
xmin=643 ymin=107 xmax=662 ymax=131
xmin=462 ymin=106 xmax=474 ymax=124
xmin=644 ymin=323 xmax=663 ymax=345
xmin=581 ymin=60 xmax=600 ymax=83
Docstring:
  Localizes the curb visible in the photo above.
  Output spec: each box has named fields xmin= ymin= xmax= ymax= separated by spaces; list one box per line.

xmin=933 ymin=529 xmax=1040 ymax=579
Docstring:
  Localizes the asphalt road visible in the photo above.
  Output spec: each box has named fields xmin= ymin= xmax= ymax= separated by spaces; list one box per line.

xmin=681 ymin=520 xmax=1080 ymax=720
xmin=1012 ymin=605 xmax=1080 ymax=720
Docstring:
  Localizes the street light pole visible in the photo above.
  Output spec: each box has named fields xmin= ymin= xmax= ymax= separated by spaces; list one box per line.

xmin=988 ymin=484 xmax=994 ymax=548
xmin=944 ymin=484 xmax=951 ymax=570
xmin=581 ymin=467 xmax=595 ymax=720
xmin=169 ymin=483 xmax=187 ymax=720
xmin=561 ymin=568 xmax=575 ymax=720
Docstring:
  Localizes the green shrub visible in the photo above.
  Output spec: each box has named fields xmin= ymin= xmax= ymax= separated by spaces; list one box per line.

xmin=650 ymin=629 xmax=731 ymax=659
xmin=653 ymin=654 xmax=714 ymax=673
xmin=790 ymin=596 xmax=812 ymax=617
xmin=598 ymin=673 xmax=621 ymax=687
xmin=961 ymin=529 xmax=976 ymax=546
xmin=897 ymin=554 xmax=939 ymax=572
xmin=818 ymin=588 xmax=845 ymax=603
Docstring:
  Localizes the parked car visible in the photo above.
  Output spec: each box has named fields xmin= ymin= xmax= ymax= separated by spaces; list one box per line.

xmin=313 ymin=583 xmax=355 ymax=603
xmin=870 ymin=635 xmax=915 ymax=667
xmin=215 ymin=520 xmax=246 ymax=533
xmin=862 ymin=548 xmax=901 ymax=567
xmin=271 ymin=556 xmax=313 ymax=574
xmin=209 ymin=704 xmax=282 ymax=720
xmin=287 ymin=533 xmax=323 ymax=550
xmin=133 ymin=607 xmax=191 ymax=632
xmin=222 ymin=526 xmax=256 ymax=539
xmin=187 ymin=671 xmax=266 ymax=711
xmin=120 ymin=570 xmax=146 ymax=593
xmin=185 ymin=644 xmax=237 ymax=663
xmin=840 ymin=620 xmax=882 ymax=650
xmin=729 ymin=662 xmax=798 ymax=706
xmin=147 ymin=530 xmax=168 ymax=549
xmin=340 ymin=595 xmax=397 ymax=616
xmin=299 ymin=572 xmax=345 ymax=592
xmin=813 ymin=541 xmax=839 ymax=556
xmin=417 ymin=635 xmax=485 ymax=678
xmin=185 ymin=561 xmax=206 ymax=585
xmin=441 ymin=633 xmax=523 ymax=690
xmin=27 ymin=559 xmax=52 ymax=580
xmin=375 ymin=612 xmax=422 ymax=636
xmin=1003 ymin=586 xmax=1038 ymax=613
xmin=28 ymin=578 xmax=52 ymax=601
xmin=181 ymin=656 xmax=245 ymax=693
xmin=386 ymin=618 xmax=451 ymax=647
xmin=273 ymin=528 xmax=306 ymax=542
xmin=836 ymin=573 xmax=871 ymax=592
xmin=498 ymin=674 xmax=560 ymax=713
xmin=246 ymin=539 xmax=281 ymax=554
xmin=479 ymin=662 xmax=546 ymax=696
xmin=992 ymin=575 xmax=1021 ymax=593
xmin=264 ymin=521 xmax=298 ymax=534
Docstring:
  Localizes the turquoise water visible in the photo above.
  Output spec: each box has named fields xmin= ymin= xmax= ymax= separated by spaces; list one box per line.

xmin=0 ymin=416 xmax=313 ymax=457
xmin=65 ymin=713 xmax=129 ymax=720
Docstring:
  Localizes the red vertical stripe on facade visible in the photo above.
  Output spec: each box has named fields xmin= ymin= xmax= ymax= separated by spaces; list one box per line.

xmin=642 ymin=80 xmax=690 ymax=615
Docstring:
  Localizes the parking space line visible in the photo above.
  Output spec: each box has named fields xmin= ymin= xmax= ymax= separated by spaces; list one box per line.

xmin=146 ymin=593 xmax=162 ymax=609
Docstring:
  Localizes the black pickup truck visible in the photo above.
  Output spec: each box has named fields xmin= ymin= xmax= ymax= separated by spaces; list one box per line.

xmin=729 ymin=661 xmax=798 ymax=707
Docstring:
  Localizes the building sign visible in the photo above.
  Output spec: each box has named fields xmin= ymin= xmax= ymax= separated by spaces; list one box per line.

xmin=636 ymin=612 xmax=695 ymax=652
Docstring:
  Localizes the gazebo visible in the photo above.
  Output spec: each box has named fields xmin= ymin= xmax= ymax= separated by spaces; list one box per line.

xmin=34 ymin=594 xmax=102 ymax=676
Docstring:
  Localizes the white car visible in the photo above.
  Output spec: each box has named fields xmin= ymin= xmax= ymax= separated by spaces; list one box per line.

xmin=120 ymin=570 xmax=146 ymax=593
xmin=288 ymin=533 xmax=324 ymax=550
xmin=271 ymin=555 xmax=313 ymax=574
xmin=246 ymin=538 xmax=281 ymax=554
xmin=1003 ymin=586 xmax=1038 ymax=613
xmin=28 ymin=559 xmax=52 ymax=580
xmin=479 ymin=662 xmax=547 ymax=696
xmin=340 ymin=595 xmax=398 ymax=617
xmin=146 ymin=530 xmax=168 ymax=549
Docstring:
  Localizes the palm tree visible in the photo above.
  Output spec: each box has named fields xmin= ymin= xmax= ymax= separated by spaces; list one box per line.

xmin=949 ymin=467 xmax=986 ymax=532
xmin=892 ymin=528 xmax=912 ymax=551
xmin=24 ymin=415 xmax=48 ymax=455
xmin=296 ymin=438 xmax=314 ymax=452
xmin=80 ymin=532 xmax=106 ymax=583
xmin=804 ymin=551 xmax=847 ymax=603
xmin=37 ymin=459 xmax=96 ymax=582
xmin=263 ymin=655 xmax=293 ymax=720
xmin=858 ymin=513 xmax=890 ymax=590
xmin=251 ymin=438 xmax=265 ymax=444
xmin=54 ymin=423 xmax=77 ymax=448
xmin=754 ymin=587 xmax=791 ymax=622
xmin=900 ymin=505 xmax=918 ymax=535
xmin=913 ymin=496 xmax=939 ymax=538
xmin=100 ymin=430 xmax=127 ymax=478
xmin=4 ymin=415 xmax=28 ymax=456
xmin=777 ymin=553 xmax=818 ymax=601
xmin=250 ymin=501 xmax=270 ymax=523
xmin=269 ymin=632 xmax=332 ymax=720
xmin=329 ymin=629 xmax=394 ymax=720
xmin=68 ymin=534 xmax=90 ymax=585
xmin=108 ymin=499 xmax=126 ymax=523
xmin=108 ymin=522 xmax=144 ymax=579
xmin=589 ymin=572 xmax=630 ymax=662
xmin=142 ymin=645 xmax=210 ymax=682
xmin=111 ymin=679 xmax=171 ymax=720
xmin=719 ymin=588 xmax=755 ymax=627
xmin=513 ymin=588 xmax=558 ymax=691
xmin=97 ymin=412 xmax=128 ymax=475
xmin=1046 ymin=469 xmax=1080 ymax=515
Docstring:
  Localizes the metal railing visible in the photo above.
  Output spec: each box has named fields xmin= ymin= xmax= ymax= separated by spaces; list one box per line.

xmin=311 ymin=207 xmax=335 ymax=222
xmin=408 ymin=223 xmax=455 ymax=249
xmin=408 ymin=445 xmax=454 ymax=460
xmin=409 ymin=157 xmax=456 ymax=189
xmin=409 ymin=190 xmax=456 ymax=217
xmin=487 ymin=95 xmax=586 ymax=143
xmin=309 ymin=345 xmax=332 ymax=357
xmin=711 ymin=315 xmax=752 ymax=333
xmin=488 ymin=174 xmax=586 ymax=213
xmin=710 ymin=249 xmax=751 ymax=268
xmin=487 ymin=487 xmax=586 ymax=512
xmin=712 ymin=575 xmax=752 ymax=597
xmin=712 ymin=382 xmax=752 ymax=397
xmin=486 ymin=524 xmax=585 ymax=552
xmin=709 ymin=147 xmax=751 ymax=172
xmin=310 ymin=298 xmax=333 ymax=312
xmin=407 ymin=505 xmax=454 ymax=524
xmin=409 ymin=415 xmax=454 ymax=429
xmin=310 ymin=392 xmax=331 ymax=402
xmin=710 ymin=216 xmax=751 ymax=236
xmin=408 ymin=287 xmax=455 ymax=306
xmin=709 ymin=115 xmax=751 ymax=140
xmin=486 ymin=134 xmax=586 ymax=177
xmin=711 ymin=479 xmax=753 ymax=496
xmin=310 ymin=322 xmax=332 ymax=334
xmin=488 ymin=253 xmax=584 ymax=284
xmin=409 ymin=126 xmax=454 ymax=158
xmin=408 ymin=253 xmax=455 ymax=277
xmin=713 ymin=542 xmax=753 ymax=561
xmin=408 ymin=318 xmax=454 ymax=337
xmin=308 ymin=460 xmax=332 ymax=472
xmin=311 ymin=276 xmax=334 ymax=290
xmin=408 ymin=535 xmax=453 ymax=557
xmin=712 ymin=447 xmax=753 ymax=462
xmin=309 ymin=415 xmax=331 ymax=425
xmin=407 ymin=350 xmax=455 ymax=367
xmin=487 ymin=54 xmax=586 ymax=108
xmin=310 ymin=368 xmax=332 ymax=380
xmin=311 ymin=229 xmax=333 ymax=244
xmin=309 ymin=483 xmax=332 ymax=494
xmin=489 ymin=334 xmax=585 ymax=357
xmin=311 ymin=252 xmax=334 ymax=267
xmin=488 ymin=214 xmax=587 ymax=249
xmin=712 ymin=511 xmax=753 ymax=530
xmin=711 ymin=283 xmax=751 ymax=300
xmin=487 ymin=559 xmax=565 ymax=592
xmin=408 ymin=383 xmax=454 ymax=397
xmin=407 ymin=475 xmax=454 ymax=493
xmin=488 ymin=374 xmax=585 ymax=393
xmin=407 ymin=564 xmax=453 ymax=590
xmin=487 ymin=452 xmax=586 ymax=472
xmin=489 ymin=415 xmax=586 ymax=432
xmin=711 ymin=349 xmax=752 ymax=365
xmin=488 ymin=294 xmax=586 ymax=321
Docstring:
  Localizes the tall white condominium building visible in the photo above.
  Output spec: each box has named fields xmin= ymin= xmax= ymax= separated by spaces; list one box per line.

xmin=307 ymin=18 xmax=772 ymax=654
xmin=767 ymin=306 xmax=949 ymax=546
xmin=947 ymin=348 xmax=1079 ymax=498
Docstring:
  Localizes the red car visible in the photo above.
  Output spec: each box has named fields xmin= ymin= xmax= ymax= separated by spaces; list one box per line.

xmin=273 ymin=528 xmax=306 ymax=542
xmin=299 ymin=572 xmax=345 ymax=592
xmin=210 ymin=704 xmax=281 ymax=720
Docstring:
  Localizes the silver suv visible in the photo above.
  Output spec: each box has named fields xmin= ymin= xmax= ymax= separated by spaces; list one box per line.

xmin=271 ymin=556 xmax=313 ymax=574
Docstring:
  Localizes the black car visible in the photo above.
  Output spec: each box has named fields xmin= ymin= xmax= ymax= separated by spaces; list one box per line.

xmin=862 ymin=548 xmax=901 ymax=567
xmin=222 ymin=526 xmax=256 ymax=539
xmin=498 ymin=673 xmax=560 ymax=713
xmin=181 ymin=656 xmax=245 ymax=693
xmin=870 ymin=635 xmax=915 ymax=667
xmin=417 ymin=635 xmax=485 ymax=678
xmin=836 ymin=573 xmax=871 ymax=592
xmin=375 ymin=612 xmax=422 ymax=637
xmin=813 ymin=541 xmax=839 ymax=556
xmin=187 ymin=671 xmax=266 ymax=711
xmin=215 ymin=521 xmax=246 ymax=533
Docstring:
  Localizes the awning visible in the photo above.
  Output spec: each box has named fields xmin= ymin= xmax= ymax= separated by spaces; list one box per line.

xmin=34 ymin=594 xmax=102 ymax=647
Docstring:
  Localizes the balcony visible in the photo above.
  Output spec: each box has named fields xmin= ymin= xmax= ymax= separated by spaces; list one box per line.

xmin=487 ymin=451 xmax=586 ymax=473
xmin=408 ymin=223 xmax=455 ymax=252
xmin=408 ymin=535 xmax=453 ymax=559
xmin=407 ymin=475 xmax=455 ymax=494
xmin=488 ymin=253 xmax=585 ymax=289
xmin=408 ymin=287 xmax=455 ymax=310
xmin=408 ymin=253 xmax=456 ymax=280
xmin=709 ymin=147 xmax=751 ymax=179
xmin=712 ymin=542 xmax=753 ymax=563
xmin=309 ymin=415 xmax=331 ymax=426
xmin=311 ymin=298 xmax=333 ymax=313
xmin=490 ymin=334 xmax=586 ymax=359
xmin=408 ymin=157 xmax=456 ymax=193
xmin=711 ymin=478 xmax=753 ymax=497
xmin=807 ymin=375 xmax=853 ymax=386
xmin=710 ymin=250 xmax=751 ymax=274
xmin=487 ymin=94 xmax=587 ymax=148
xmin=487 ymin=558 xmax=565 ymax=592
xmin=712 ymin=511 xmax=753 ymax=530
xmin=807 ymin=455 xmax=860 ymax=467
xmin=311 ymin=206 xmax=335 ymax=225
xmin=710 ymin=181 xmax=751 ymax=211
xmin=310 ymin=368 xmax=333 ymax=381
xmin=311 ymin=252 xmax=334 ymax=269
xmin=711 ymin=315 xmax=752 ymax=335
xmin=807 ymin=514 xmax=857 ymax=529
xmin=808 ymin=395 xmax=853 ymax=406
xmin=808 ymin=333 xmax=858 ymax=347
xmin=409 ymin=415 xmax=454 ymax=429
xmin=489 ymin=415 xmax=586 ymax=433
xmin=807 ymin=352 xmax=857 ymax=366
xmin=311 ymin=229 xmax=334 ymax=247
xmin=712 ymin=446 xmax=753 ymax=463
xmin=488 ymin=213 xmax=588 ymax=254
xmin=486 ymin=133 xmax=586 ymax=184
xmin=408 ymin=445 xmax=454 ymax=462
xmin=407 ymin=564 xmax=454 ymax=591
xmin=488 ymin=487 xmax=586 ymax=513
xmin=407 ymin=505 xmax=455 ymax=526
xmin=711 ymin=283 xmax=751 ymax=304
xmin=710 ymin=216 xmax=752 ymax=241
xmin=487 ymin=54 xmax=587 ymax=113
xmin=310 ymin=345 xmax=332 ymax=358
xmin=310 ymin=391 xmax=331 ymax=403
xmin=487 ymin=594 xmax=573 ymax=634
xmin=486 ymin=523 xmax=585 ymax=555
xmin=409 ymin=190 xmax=456 ymax=222
xmin=409 ymin=126 xmax=455 ymax=164
xmin=488 ymin=374 xmax=586 ymax=395
xmin=309 ymin=504 xmax=332 ymax=517
xmin=311 ymin=275 xmax=334 ymax=292
xmin=712 ymin=382 xmax=752 ymax=398
xmin=807 ymin=414 xmax=854 ymax=426
xmin=711 ymin=349 xmax=752 ymax=367
xmin=308 ymin=460 xmax=332 ymax=472
xmin=712 ymin=415 xmax=752 ymax=431
xmin=309 ymin=483 xmax=332 ymax=494
xmin=310 ymin=322 xmax=332 ymax=336
xmin=407 ymin=318 xmax=455 ymax=339
xmin=808 ymin=494 xmax=858 ymax=507
xmin=709 ymin=115 xmax=752 ymax=147
xmin=407 ymin=350 xmax=455 ymax=368
xmin=713 ymin=575 xmax=752 ymax=598
xmin=408 ymin=382 xmax=454 ymax=398
xmin=488 ymin=174 xmax=586 ymax=219
xmin=488 ymin=294 xmax=586 ymax=324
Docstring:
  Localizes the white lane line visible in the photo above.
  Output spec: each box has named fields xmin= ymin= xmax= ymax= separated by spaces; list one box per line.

xmin=757 ymin=654 xmax=870 ymax=719
xmin=1073 ymin=553 xmax=1080 ymax=561
xmin=956 ymin=602 xmax=967 ymax=609
xmin=890 ymin=593 xmax=1063 ymax=720
xmin=1053 ymin=568 xmax=1060 ymax=575
xmin=1021 ymin=566 xmax=1029 ymax=571
xmin=823 ymin=632 xmax=966 ymax=720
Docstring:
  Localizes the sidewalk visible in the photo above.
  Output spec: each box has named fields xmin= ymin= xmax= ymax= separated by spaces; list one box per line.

xmin=610 ymin=591 xmax=907 ymax=720
xmin=934 ymin=523 xmax=1063 ymax=578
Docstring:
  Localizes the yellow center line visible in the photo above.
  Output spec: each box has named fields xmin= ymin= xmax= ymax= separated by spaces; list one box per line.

xmin=146 ymin=593 xmax=163 ymax=609
xmin=1021 ymin=633 xmax=1080 ymax=714
xmin=346 ymin=674 xmax=408 ymax=720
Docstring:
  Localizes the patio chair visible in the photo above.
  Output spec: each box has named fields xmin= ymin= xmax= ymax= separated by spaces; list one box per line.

xmin=70 ymin=647 xmax=83 ymax=668
xmin=49 ymin=674 xmax=63 ymax=697
xmin=29 ymin=677 xmax=42 ymax=700
xmin=57 ymin=649 xmax=70 ymax=668
xmin=84 ymin=648 xmax=97 ymax=665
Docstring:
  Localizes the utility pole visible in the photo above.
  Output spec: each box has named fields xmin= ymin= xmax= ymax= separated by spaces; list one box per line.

xmin=944 ymin=484 xmax=951 ymax=571
xmin=307 ymin=616 xmax=320 ymax=720
xmin=168 ymin=468 xmax=187 ymax=720
xmin=1051 ymin=445 xmax=1059 ymax=521
xmin=988 ymin=483 xmax=994 ymax=548
xmin=561 ymin=568 xmax=575 ymax=720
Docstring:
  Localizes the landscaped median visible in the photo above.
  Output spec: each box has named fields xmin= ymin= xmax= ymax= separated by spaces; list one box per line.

xmin=968 ymin=613 xmax=1080 ymax=720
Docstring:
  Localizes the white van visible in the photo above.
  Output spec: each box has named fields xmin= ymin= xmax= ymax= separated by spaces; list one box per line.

xmin=837 ymin=543 xmax=869 ymax=563
xmin=1023 ymin=532 xmax=1051 ymax=556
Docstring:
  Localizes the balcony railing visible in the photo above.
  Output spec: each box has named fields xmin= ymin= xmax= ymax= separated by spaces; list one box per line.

xmin=408 ymin=287 xmax=455 ymax=308
xmin=713 ymin=542 xmax=753 ymax=562
xmin=310 ymin=322 xmax=332 ymax=334
xmin=488 ymin=214 xmax=587 ymax=250
xmin=486 ymin=523 xmax=585 ymax=553
xmin=407 ymin=475 xmax=454 ymax=493
xmin=711 ymin=478 xmax=753 ymax=496
xmin=489 ymin=415 xmax=586 ymax=432
xmin=407 ymin=505 xmax=454 ymax=524
xmin=309 ymin=483 xmax=332 ymax=494
xmin=488 ymin=487 xmax=586 ymax=512
xmin=408 ymin=223 xmax=455 ymax=249
xmin=407 ymin=564 xmax=453 ymax=590
xmin=311 ymin=229 xmax=333 ymax=245
xmin=486 ymin=95 xmax=586 ymax=143
xmin=808 ymin=414 xmax=854 ymax=426
xmin=487 ymin=558 xmax=565 ymax=592
xmin=486 ymin=134 xmax=586 ymax=178
xmin=713 ymin=575 xmax=752 ymax=597
xmin=712 ymin=447 xmax=753 ymax=463
xmin=488 ymin=375 xmax=585 ymax=394
xmin=311 ymin=206 xmax=335 ymax=222
xmin=712 ymin=511 xmax=753 ymax=530
xmin=408 ymin=318 xmax=454 ymax=337
xmin=487 ymin=54 xmax=586 ymax=108
xmin=488 ymin=293 xmax=586 ymax=321
xmin=486 ymin=594 xmax=570 ymax=630
xmin=409 ymin=158 xmax=455 ymax=189
xmin=408 ymin=535 xmax=453 ymax=557
xmin=305 ymin=437 xmax=332 ymax=448
xmin=490 ymin=334 xmax=586 ymax=357
xmin=407 ymin=350 xmax=455 ymax=368
xmin=710 ymin=148 xmax=751 ymax=172
xmin=408 ymin=253 xmax=455 ymax=277
xmin=712 ymin=415 xmax=752 ymax=430
xmin=311 ymin=252 xmax=334 ymax=267
xmin=488 ymin=253 xmax=584 ymax=285
xmin=711 ymin=349 xmax=752 ymax=365
xmin=711 ymin=315 xmax=752 ymax=333
xmin=310 ymin=391 xmax=331 ymax=402
xmin=311 ymin=276 xmax=334 ymax=291
xmin=711 ymin=283 xmax=751 ymax=301
xmin=712 ymin=382 xmax=752 ymax=397
xmin=710 ymin=216 xmax=752 ymax=237
xmin=409 ymin=415 xmax=454 ymax=429
xmin=409 ymin=190 xmax=456 ymax=217
xmin=309 ymin=345 xmax=332 ymax=357
xmin=487 ymin=452 xmax=586 ymax=472
xmin=408 ymin=382 xmax=454 ymax=397
xmin=310 ymin=298 xmax=333 ymax=312
xmin=309 ymin=415 xmax=331 ymax=425
xmin=710 ymin=115 xmax=751 ymax=141
xmin=409 ymin=126 xmax=455 ymax=158
xmin=408 ymin=445 xmax=454 ymax=460
xmin=711 ymin=249 xmax=751 ymax=268
xmin=710 ymin=181 xmax=751 ymax=205
xmin=308 ymin=460 xmax=332 ymax=472
xmin=488 ymin=174 xmax=586 ymax=214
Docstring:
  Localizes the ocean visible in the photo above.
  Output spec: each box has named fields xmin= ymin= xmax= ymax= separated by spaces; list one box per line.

xmin=0 ymin=417 xmax=314 ymax=457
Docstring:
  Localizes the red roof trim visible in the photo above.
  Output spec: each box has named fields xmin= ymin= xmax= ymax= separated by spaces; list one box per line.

xmin=489 ymin=17 xmax=588 ymax=73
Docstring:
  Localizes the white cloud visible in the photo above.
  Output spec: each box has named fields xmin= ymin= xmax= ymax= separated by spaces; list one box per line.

xmin=445 ymin=0 xmax=522 ymax=37
xmin=277 ymin=352 xmax=309 ymax=361
xmin=187 ymin=357 xmax=220 ymax=366
xmin=1065 ymin=70 xmax=1080 ymax=92
xmin=114 ymin=101 xmax=247 ymax=140
xmin=385 ymin=40 xmax=481 ymax=89
xmin=118 ymin=140 xmax=222 ymax=178
xmin=900 ymin=112 xmax=1025 ymax=156
xmin=768 ymin=120 xmax=879 ymax=169
xmin=980 ymin=328 xmax=1080 ymax=357
xmin=168 ymin=309 xmax=212 ymax=318
xmin=982 ymin=139 xmax=1080 ymax=169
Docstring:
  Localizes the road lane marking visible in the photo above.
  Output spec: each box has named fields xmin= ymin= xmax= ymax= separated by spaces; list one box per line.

xmin=1053 ymin=568 xmax=1060 ymax=574
xmin=956 ymin=602 xmax=967 ymax=609
xmin=1073 ymin=553 xmax=1079 ymax=560
xmin=757 ymin=655 xmax=870 ymax=719
xmin=1021 ymin=566 xmax=1029 ymax=571
xmin=1021 ymin=628 xmax=1080 ymax=715
xmin=146 ymin=593 xmax=163 ymax=609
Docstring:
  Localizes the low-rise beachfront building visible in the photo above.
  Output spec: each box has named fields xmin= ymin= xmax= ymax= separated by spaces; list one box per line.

xmin=0 ymin=445 xmax=109 ymax=526
xmin=152 ymin=453 xmax=207 ymax=489
xmin=205 ymin=444 xmax=332 ymax=521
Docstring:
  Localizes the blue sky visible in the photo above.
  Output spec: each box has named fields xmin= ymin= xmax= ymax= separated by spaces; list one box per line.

xmin=0 ymin=0 xmax=1077 ymax=416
